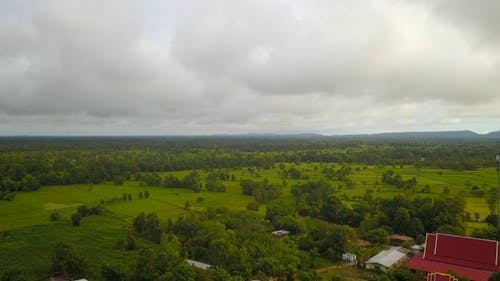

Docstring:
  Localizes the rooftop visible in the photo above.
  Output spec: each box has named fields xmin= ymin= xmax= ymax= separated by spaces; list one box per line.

xmin=407 ymin=233 xmax=499 ymax=281
xmin=365 ymin=247 xmax=407 ymax=267
xmin=185 ymin=259 xmax=213 ymax=270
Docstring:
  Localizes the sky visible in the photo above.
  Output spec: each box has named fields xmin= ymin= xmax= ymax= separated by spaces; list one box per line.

xmin=0 ymin=0 xmax=499 ymax=135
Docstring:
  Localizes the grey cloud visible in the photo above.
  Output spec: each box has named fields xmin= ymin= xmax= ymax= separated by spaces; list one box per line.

xmin=423 ymin=0 xmax=500 ymax=47
xmin=0 ymin=0 xmax=499 ymax=135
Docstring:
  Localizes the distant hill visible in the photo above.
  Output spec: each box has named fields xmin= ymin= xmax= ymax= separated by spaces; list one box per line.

xmin=338 ymin=130 xmax=500 ymax=140
xmin=485 ymin=131 xmax=500 ymax=138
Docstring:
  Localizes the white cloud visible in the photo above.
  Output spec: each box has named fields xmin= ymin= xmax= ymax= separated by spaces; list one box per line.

xmin=0 ymin=0 xmax=499 ymax=135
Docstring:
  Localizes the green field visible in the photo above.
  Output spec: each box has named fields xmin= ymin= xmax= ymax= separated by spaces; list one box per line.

xmin=0 ymin=164 xmax=497 ymax=279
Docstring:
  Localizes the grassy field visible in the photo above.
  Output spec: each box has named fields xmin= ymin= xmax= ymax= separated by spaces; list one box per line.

xmin=0 ymin=180 xmax=256 ymax=231
xmin=0 ymin=163 xmax=497 ymax=279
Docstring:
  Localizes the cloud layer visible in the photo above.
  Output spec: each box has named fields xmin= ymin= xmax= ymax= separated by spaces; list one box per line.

xmin=1 ymin=0 xmax=499 ymax=135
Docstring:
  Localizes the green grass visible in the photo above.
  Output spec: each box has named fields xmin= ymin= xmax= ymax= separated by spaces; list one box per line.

xmin=0 ymin=180 xmax=255 ymax=231
xmin=1 ymin=164 xmax=495 ymax=232
xmin=0 ymin=214 xmax=141 ymax=279
xmin=0 ymin=164 xmax=497 ymax=279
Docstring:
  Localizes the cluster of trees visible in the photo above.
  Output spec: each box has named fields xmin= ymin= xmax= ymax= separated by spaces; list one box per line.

xmin=71 ymin=205 xmax=105 ymax=226
xmin=162 ymin=172 xmax=202 ymax=192
xmin=167 ymin=210 xmax=309 ymax=279
xmin=99 ymin=191 xmax=150 ymax=205
xmin=382 ymin=170 xmax=417 ymax=189
xmin=291 ymin=180 xmax=467 ymax=241
xmin=133 ymin=212 xmax=163 ymax=243
xmin=205 ymin=172 xmax=227 ymax=192
xmin=1 ymin=137 xmax=499 ymax=200
xmin=240 ymin=179 xmax=281 ymax=203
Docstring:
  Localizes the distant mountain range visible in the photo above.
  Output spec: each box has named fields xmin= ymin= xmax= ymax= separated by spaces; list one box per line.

xmin=222 ymin=130 xmax=500 ymax=140
xmin=344 ymin=130 xmax=500 ymax=139
xmin=1 ymin=130 xmax=500 ymax=140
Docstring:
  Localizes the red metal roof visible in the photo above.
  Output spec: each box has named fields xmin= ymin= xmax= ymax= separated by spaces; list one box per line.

xmin=407 ymin=233 xmax=500 ymax=281
xmin=423 ymin=233 xmax=500 ymax=271
xmin=408 ymin=253 xmax=493 ymax=281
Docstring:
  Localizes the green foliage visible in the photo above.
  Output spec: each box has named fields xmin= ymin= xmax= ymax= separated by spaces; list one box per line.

xmin=134 ymin=248 xmax=159 ymax=281
xmin=265 ymin=199 xmax=294 ymax=223
xmin=0 ymin=268 xmax=32 ymax=281
xmin=71 ymin=212 xmax=82 ymax=226
xmin=363 ymin=228 xmax=389 ymax=244
xmin=133 ymin=212 xmax=162 ymax=243
xmin=50 ymin=242 xmax=89 ymax=279
xmin=2 ymin=137 xmax=500 ymax=279
xmin=101 ymin=264 xmax=127 ymax=281
xmin=240 ymin=179 xmax=280 ymax=203
xmin=246 ymin=200 xmax=260 ymax=211
xmin=126 ymin=232 xmax=136 ymax=250
xmin=50 ymin=212 xmax=60 ymax=221
xmin=382 ymin=170 xmax=417 ymax=189
xmin=485 ymin=214 xmax=498 ymax=226
xmin=112 ymin=175 xmax=124 ymax=186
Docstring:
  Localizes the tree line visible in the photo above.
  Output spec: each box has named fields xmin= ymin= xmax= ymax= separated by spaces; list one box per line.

xmin=1 ymin=137 xmax=499 ymax=200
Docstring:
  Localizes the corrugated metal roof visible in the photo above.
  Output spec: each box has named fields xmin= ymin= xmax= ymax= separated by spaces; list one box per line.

xmin=185 ymin=259 xmax=213 ymax=270
xmin=407 ymin=253 xmax=493 ymax=281
xmin=365 ymin=247 xmax=406 ymax=267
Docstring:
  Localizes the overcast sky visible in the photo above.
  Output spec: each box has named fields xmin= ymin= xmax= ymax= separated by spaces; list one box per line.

xmin=1 ymin=0 xmax=499 ymax=135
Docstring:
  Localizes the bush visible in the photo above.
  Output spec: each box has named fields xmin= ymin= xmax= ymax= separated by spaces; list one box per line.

xmin=246 ymin=201 xmax=260 ymax=211
xmin=71 ymin=213 xmax=82 ymax=226
xmin=51 ymin=242 xmax=89 ymax=279
xmin=51 ymin=212 xmax=60 ymax=221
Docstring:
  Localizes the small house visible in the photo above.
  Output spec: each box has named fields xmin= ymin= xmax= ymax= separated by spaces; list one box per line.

xmin=389 ymin=234 xmax=413 ymax=246
xmin=365 ymin=247 xmax=409 ymax=271
xmin=185 ymin=259 xmax=213 ymax=270
xmin=272 ymin=230 xmax=290 ymax=237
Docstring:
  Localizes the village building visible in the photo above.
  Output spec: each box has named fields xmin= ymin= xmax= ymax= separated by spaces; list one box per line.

xmin=272 ymin=230 xmax=290 ymax=237
xmin=407 ymin=233 xmax=500 ymax=281
xmin=185 ymin=259 xmax=213 ymax=270
xmin=389 ymin=234 xmax=414 ymax=246
xmin=353 ymin=239 xmax=372 ymax=247
xmin=365 ymin=246 xmax=409 ymax=271
xmin=342 ymin=252 xmax=357 ymax=262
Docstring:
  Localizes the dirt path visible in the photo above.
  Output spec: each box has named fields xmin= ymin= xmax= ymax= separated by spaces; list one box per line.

xmin=314 ymin=262 xmax=356 ymax=273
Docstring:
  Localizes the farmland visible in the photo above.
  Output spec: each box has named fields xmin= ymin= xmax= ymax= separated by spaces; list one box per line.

xmin=0 ymin=137 xmax=499 ymax=280
xmin=0 ymin=165 xmax=496 ymax=231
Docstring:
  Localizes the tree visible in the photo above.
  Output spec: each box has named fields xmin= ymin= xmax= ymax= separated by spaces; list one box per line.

xmin=485 ymin=214 xmax=498 ymax=227
xmin=394 ymin=208 xmax=411 ymax=235
xmin=113 ymin=175 xmax=124 ymax=186
xmin=71 ymin=213 xmax=82 ymax=226
xmin=51 ymin=242 xmax=89 ymax=279
xmin=487 ymin=188 xmax=498 ymax=214
xmin=363 ymin=228 xmax=389 ymax=245
xmin=21 ymin=174 xmax=40 ymax=191
xmin=0 ymin=268 xmax=32 ymax=281
xmin=246 ymin=201 xmax=260 ymax=211
xmin=126 ymin=232 xmax=136 ymax=250
xmin=134 ymin=248 xmax=159 ymax=281
xmin=159 ymin=262 xmax=195 ymax=281
xmin=133 ymin=212 xmax=146 ymax=233
xmin=101 ymin=264 xmax=127 ymax=281
xmin=51 ymin=212 xmax=60 ymax=221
